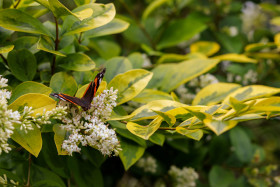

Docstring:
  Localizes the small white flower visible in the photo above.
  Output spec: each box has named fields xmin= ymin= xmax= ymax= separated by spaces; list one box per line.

xmin=60 ymin=88 xmax=121 ymax=156
xmin=0 ymin=76 xmax=8 ymax=88
xmin=137 ymin=156 xmax=157 ymax=173
xmin=168 ymin=165 xmax=199 ymax=187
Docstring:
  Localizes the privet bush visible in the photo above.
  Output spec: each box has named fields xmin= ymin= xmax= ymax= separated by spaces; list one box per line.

xmin=1 ymin=0 xmax=280 ymax=186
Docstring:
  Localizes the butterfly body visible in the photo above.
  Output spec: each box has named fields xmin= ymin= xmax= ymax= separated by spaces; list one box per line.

xmin=50 ymin=68 xmax=106 ymax=111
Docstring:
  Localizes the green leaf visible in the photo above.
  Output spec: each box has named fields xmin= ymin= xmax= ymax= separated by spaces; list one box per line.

xmin=74 ymin=0 xmax=94 ymax=6
xmin=67 ymin=157 xmax=103 ymax=187
xmin=147 ymin=58 xmax=220 ymax=92
xmin=229 ymin=127 xmax=253 ymax=163
xmin=204 ymin=119 xmax=238 ymax=135
xmin=37 ymin=35 xmax=66 ymax=56
xmin=0 ymin=169 xmax=23 ymax=185
xmin=84 ymin=18 xmax=129 ymax=38
xmin=48 ymin=0 xmax=75 ymax=18
xmin=31 ymin=164 xmax=66 ymax=187
xmin=13 ymin=36 xmax=39 ymax=53
xmin=108 ymin=69 xmax=153 ymax=105
xmin=132 ymin=89 xmax=173 ymax=103
xmin=53 ymin=124 xmax=68 ymax=155
xmin=127 ymin=117 xmax=163 ymax=140
xmin=175 ymin=127 xmax=203 ymax=141
xmin=104 ymin=57 xmax=132 ymax=82
xmin=109 ymin=120 xmax=146 ymax=147
xmin=0 ymin=45 xmax=14 ymax=53
xmin=64 ymin=3 xmax=115 ymax=35
xmin=89 ymin=39 xmax=121 ymax=59
xmin=142 ymin=0 xmax=170 ymax=20
xmin=7 ymin=49 xmax=37 ymax=81
xmin=190 ymin=41 xmax=220 ymax=56
xmin=128 ymin=52 xmax=144 ymax=69
xmin=229 ymin=97 xmax=248 ymax=113
xmin=82 ymin=147 xmax=106 ymax=168
xmin=50 ymin=72 xmax=78 ymax=96
xmin=149 ymin=132 xmax=165 ymax=146
xmin=11 ymin=123 xmax=42 ymax=157
xmin=209 ymin=166 xmax=235 ymax=187
xmin=58 ymin=53 xmax=95 ymax=71
xmin=9 ymin=81 xmax=52 ymax=104
xmin=0 ymin=9 xmax=51 ymax=36
xmin=193 ymin=83 xmax=241 ymax=106
xmin=119 ymin=137 xmax=145 ymax=170
xmin=8 ymin=93 xmax=56 ymax=115
xmin=153 ymin=110 xmax=176 ymax=126
xmin=157 ymin=13 xmax=208 ymax=49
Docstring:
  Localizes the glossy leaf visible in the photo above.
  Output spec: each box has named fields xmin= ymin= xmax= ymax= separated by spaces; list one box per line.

xmin=9 ymin=81 xmax=52 ymax=104
xmin=209 ymin=166 xmax=235 ymax=187
xmin=0 ymin=45 xmax=14 ymax=53
xmin=204 ymin=119 xmax=238 ymax=135
xmin=53 ymin=124 xmax=68 ymax=155
xmin=153 ymin=110 xmax=176 ymax=126
xmin=37 ymin=35 xmax=65 ymax=56
xmin=128 ymin=52 xmax=144 ymax=69
xmin=157 ymin=13 xmax=208 ymax=49
xmin=84 ymin=18 xmax=129 ymax=38
xmin=65 ymin=3 xmax=115 ymax=35
xmin=58 ymin=53 xmax=95 ymax=71
xmin=11 ymin=123 xmax=42 ymax=157
xmin=89 ymin=39 xmax=120 ymax=59
xmin=149 ymin=132 xmax=165 ymax=146
xmin=104 ymin=57 xmax=132 ymax=82
xmin=50 ymin=72 xmax=78 ymax=96
xmin=0 ymin=8 xmax=51 ymax=36
xmin=9 ymin=93 xmax=56 ymax=115
xmin=190 ymin=41 xmax=220 ymax=56
xmin=148 ymin=58 xmax=220 ymax=92
xmin=119 ymin=137 xmax=145 ymax=170
xmin=142 ymin=0 xmax=170 ymax=20
xmin=230 ymin=127 xmax=253 ymax=163
xmin=222 ymin=85 xmax=280 ymax=108
xmin=132 ymin=89 xmax=173 ymax=103
xmin=7 ymin=49 xmax=37 ymax=81
xmin=213 ymin=53 xmax=257 ymax=63
xmin=49 ymin=0 xmax=75 ymax=18
xmin=193 ymin=83 xmax=241 ymax=106
xmin=176 ymin=127 xmax=203 ymax=141
xmin=127 ymin=117 xmax=163 ymax=140
xmin=108 ymin=69 xmax=153 ymax=105
xmin=13 ymin=36 xmax=39 ymax=53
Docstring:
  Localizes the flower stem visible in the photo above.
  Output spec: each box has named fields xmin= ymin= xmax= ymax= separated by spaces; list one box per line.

xmin=14 ymin=0 xmax=21 ymax=8
xmin=51 ymin=16 xmax=59 ymax=75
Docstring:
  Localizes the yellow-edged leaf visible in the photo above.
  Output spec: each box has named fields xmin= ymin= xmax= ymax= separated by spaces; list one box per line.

xmin=127 ymin=117 xmax=163 ymax=140
xmin=213 ymin=53 xmax=257 ymax=63
xmin=132 ymin=89 xmax=173 ymax=103
xmin=53 ymin=124 xmax=68 ymax=155
xmin=204 ymin=119 xmax=238 ymax=135
xmin=75 ymin=81 xmax=107 ymax=98
xmin=193 ymin=83 xmax=241 ymax=106
xmin=176 ymin=127 xmax=203 ymax=140
xmin=8 ymin=93 xmax=56 ymax=115
xmin=153 ymin=110 xmax=176 ymax=126
xmin=190 ymin=41 xmax=220 ymax=56
xmin=108 ymin=69 xmax=153 ymax=105
xmin=0 ymin=45 xmax=14 ymax=53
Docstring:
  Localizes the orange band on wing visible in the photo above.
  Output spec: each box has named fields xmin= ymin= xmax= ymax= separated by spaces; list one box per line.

xmin=58 ymin=94 xmax=79 ymax=105
xmin=82 ymin=82 xmax=93 ymax=97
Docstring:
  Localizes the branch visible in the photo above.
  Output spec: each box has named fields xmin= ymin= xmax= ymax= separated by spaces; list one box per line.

xmin=14 ymin=0 xmax=21 ymax=8
xmin=26 ymin=153 xmax=32 ymax=187
xmin=51 ymin=17 xmax=59 ymax=75
xmin=118 ymin=0 xmax=156 ymax=50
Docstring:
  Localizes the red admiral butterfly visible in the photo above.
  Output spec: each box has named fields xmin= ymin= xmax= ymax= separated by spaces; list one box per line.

xmin=50 ymin=68 xmax=106 ymax=111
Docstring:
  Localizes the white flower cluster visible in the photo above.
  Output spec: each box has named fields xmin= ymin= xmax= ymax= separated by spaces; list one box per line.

xmin=0 ymin=174 xmax=19 ymax=187
xmin=227 ymin=69 xmax=258 ymax=85
xmin=168 ymin=165 xmax=199 ymax=187
xmin=176 ymin=85 xmax=196 ymax=104
xmin=189 ymin=73 xmax=219 ymax=90
xmin=0 ymin=76 xmax=20 ymax=155
xmin=136 ymin=155 xmax=157 ymax=173
xmin=241 ymin=1 xmax=267 ymax=40
xmin=60 ymin=88 xmax=121 ymax=156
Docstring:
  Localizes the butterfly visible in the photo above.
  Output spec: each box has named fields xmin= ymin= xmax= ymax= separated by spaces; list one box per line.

xmin=50 ymin=68 xmax=106 ymax=111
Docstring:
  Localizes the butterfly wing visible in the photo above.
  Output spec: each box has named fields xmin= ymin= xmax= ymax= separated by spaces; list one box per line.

xmin=51 ymin=93 xmax=90 ymax=110
xmin=81 ymin=68 xmax=106 ymax=104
